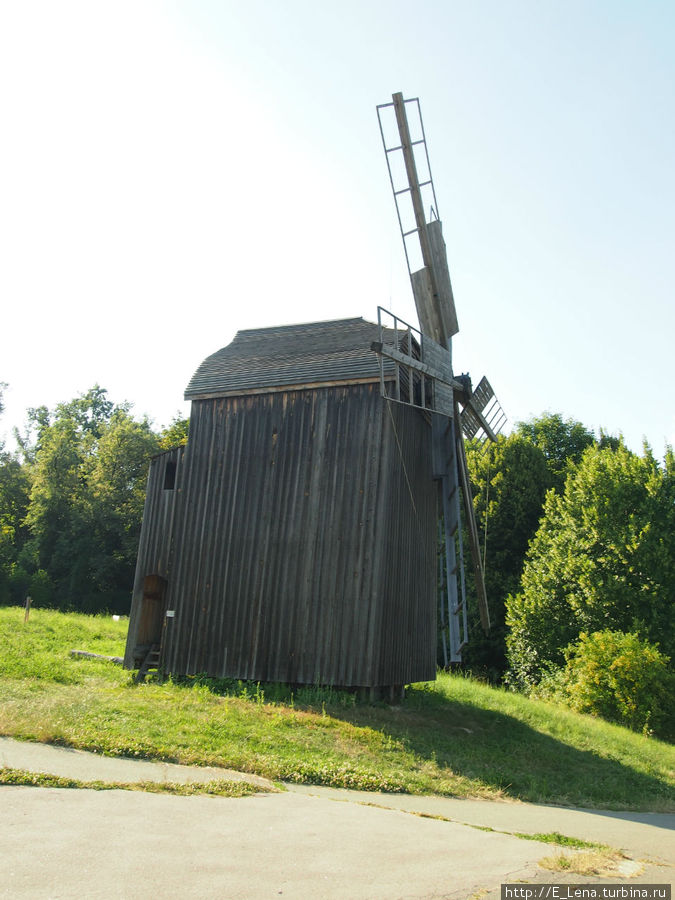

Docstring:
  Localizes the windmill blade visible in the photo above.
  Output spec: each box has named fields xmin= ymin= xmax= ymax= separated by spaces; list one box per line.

xmin=460 ymin=376 xmax=507 ymax=447
xmin=409 ymin=219 xmax=459 ymax=347
xmin=377 ymin=93 xmax=459 ymax=348
xmin=454 ymin=409 xmax=491 ymax=634
xmin=376 ymin=92 xmax=502 ymax=660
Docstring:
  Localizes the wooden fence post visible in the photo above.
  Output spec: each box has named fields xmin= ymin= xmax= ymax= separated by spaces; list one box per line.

xmin=24 ymin=595 xmax=32 ymax=624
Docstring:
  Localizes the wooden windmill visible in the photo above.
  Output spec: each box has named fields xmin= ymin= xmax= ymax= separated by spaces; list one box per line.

xmin=373 ymin=92 xmax=506 ymax=664
xmin=125 ymin=91 xmax=505 ymax=691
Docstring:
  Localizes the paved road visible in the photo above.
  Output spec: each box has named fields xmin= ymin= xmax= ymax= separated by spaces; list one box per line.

xmin=1 ymin=737 xmax=673 ymax=899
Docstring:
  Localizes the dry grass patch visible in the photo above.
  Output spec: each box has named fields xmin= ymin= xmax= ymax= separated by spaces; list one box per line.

xmin=539 ymin=848 xmax=643 ymax=878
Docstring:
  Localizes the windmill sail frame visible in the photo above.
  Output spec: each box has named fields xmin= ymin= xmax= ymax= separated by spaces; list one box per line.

xmin=376 ymin=92 xmax=508 ymax=663
xmin=377 ymin=93 xmax=459 ymax=347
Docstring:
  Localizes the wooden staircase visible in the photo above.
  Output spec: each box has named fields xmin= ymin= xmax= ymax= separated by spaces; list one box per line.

xmin=135 ymin=643 xmax=161 ymax=683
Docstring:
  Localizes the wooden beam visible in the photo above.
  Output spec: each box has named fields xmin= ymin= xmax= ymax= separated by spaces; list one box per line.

xmin=454 ymin=411 xmax=491 ymax=634
xmin=392 ymin=93 xmax=434 ymax=274
xmin=370 ymin=341 xmax=463 ymax=390
xmin=391 ymin=94 xmax=459 ymax=343
xmin=186 ymin=376 xmax=386 ymax=402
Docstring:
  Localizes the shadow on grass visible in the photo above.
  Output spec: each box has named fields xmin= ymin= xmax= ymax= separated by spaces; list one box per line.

xmin=335 ymin=686 xmax=675 ymax=812
xmin=163 ymin=673 xmax=674 ymax=812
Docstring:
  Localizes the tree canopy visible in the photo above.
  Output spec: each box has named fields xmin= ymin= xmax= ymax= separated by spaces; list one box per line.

xmin=1 ymin=386 xmax=165 ymax=612
xmin=462 ymin=432 xmax=550 ymax=676
xmin=0 ymin=385 xmax=31 ymax=605
xmin=506 ymin=443 xmax=675 ymax=689
xmin=515 ymin=412 xmax=596 ymax=493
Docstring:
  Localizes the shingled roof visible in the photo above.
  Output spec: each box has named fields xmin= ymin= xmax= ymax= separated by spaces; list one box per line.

xmin=185 ymin=317 xmax=395 ymax=400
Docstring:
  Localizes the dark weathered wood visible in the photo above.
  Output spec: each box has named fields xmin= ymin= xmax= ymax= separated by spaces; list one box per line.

xmin=371 ymin=340 xmax=460 ymax=388
xmin=426 ymin=219 xmax=459 ymax=339
xmin=164 ymin=387 xmax=435 ymax=685
xmin=70 ymin=650 xmax=123 ymax=664
xmin=125 ymin=320 xmax=437 ymax=688
xmin=372 ymin=331 xmax=458 ymax=418
xmin=134 ymin=644 xmax=161 ymax=683
xmin=123 ymin=448 xmax=183 ymax=669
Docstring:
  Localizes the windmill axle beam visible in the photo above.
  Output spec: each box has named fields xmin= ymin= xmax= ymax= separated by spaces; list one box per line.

xmin=370 ymin=340 xmax=464 ymax=392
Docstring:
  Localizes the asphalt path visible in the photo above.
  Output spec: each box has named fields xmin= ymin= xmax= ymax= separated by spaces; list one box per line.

xmin=1 ymin=737 xmax=673 ymax=899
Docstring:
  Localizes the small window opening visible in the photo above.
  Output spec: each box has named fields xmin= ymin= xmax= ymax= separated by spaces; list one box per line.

xmin=163 ymin=459 xmax=177 ymax=491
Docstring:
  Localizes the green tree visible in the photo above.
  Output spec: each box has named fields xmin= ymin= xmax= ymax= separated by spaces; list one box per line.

xmin=83 ymin=408 xmax=159 ymax=610
xmin=0 ymin=385 xmax=31 ymax=604
xmin=462 ymin=433 xmax=550 ymax=677
xmin=22 ymin=387 xmax=159 ymax=612
xmin=158 ymin=413 xmax=189 ymax=450
xmin=516 ymin=412 xmax=596 ymax=492
xmin=506 ymin=443 xmax=675 ymax=689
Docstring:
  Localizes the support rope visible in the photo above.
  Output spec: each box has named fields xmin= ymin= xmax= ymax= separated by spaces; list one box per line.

xmin=385 ymin=398 xmax=426 ymax=548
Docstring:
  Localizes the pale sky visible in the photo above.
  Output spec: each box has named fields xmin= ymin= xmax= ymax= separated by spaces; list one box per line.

xmin=1 ymin=1 xmax=673 ymax=455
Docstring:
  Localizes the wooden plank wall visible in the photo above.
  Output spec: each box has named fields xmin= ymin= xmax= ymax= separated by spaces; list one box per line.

xmin=374 ymin=397 xmax=437 ymax=685
xmin=157 ymin=384 xmax=437 ymax=687
xmin=123 ymin=446 xmax=184 ymax=668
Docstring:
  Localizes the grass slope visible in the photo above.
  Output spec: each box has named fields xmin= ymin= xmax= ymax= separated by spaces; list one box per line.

xmin=1 ymin=608 xmax=673 ymax=811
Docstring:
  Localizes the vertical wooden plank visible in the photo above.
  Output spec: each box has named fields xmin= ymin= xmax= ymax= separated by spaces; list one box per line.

xmin=129 ymin=358 xmax=438 ymax=686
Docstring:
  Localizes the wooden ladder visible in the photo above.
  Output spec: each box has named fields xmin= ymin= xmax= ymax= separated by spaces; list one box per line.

xmin=135 ymin=643 xmax=161 ymax=683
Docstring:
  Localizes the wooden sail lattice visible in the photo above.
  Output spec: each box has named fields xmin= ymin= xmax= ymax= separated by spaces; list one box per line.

xmin=374 ymin=92 xmax=509 ymax=664
xmin=460 ymin=377 xmax=507 ymax=449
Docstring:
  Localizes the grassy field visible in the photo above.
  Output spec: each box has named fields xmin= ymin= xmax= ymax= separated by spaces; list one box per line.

xmin=1 ymin=607 xmax=673 ymax=811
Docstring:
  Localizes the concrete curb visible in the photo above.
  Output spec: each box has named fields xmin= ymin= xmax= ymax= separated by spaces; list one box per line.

xmin=0 ymin=735 xmax=274 ymax=790
xmin=2 ymin=735 xmax=673 ymax=898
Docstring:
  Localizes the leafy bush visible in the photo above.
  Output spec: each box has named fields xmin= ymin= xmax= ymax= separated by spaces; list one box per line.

xmin=559 ymin=630 xmax=673 ymax=738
